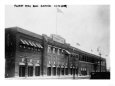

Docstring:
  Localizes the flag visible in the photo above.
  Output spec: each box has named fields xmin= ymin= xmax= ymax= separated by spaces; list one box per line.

xmin=76 ymin=43 xmax=80 ymax=46
xmin=57 ymin=8 xmax=63 ymax=13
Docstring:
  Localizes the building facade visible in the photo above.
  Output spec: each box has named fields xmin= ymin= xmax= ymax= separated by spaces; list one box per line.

xmin=5 ymin=27 xmax=107 ymax=78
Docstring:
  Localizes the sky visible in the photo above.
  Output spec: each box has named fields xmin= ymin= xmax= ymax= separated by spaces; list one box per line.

xmin=5 ymin=5 xmax=110 ymax=69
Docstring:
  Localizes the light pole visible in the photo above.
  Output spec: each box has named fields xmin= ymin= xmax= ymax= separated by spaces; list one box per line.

xmin=97 ymin=47 xmax=102 ymax=72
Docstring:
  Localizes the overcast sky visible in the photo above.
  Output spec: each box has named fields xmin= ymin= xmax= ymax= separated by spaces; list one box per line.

xmin=5 ymin=5 xmax=110 ymax=68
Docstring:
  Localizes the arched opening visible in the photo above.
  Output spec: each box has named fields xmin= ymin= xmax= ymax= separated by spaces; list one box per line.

xmin=19 ymin=64 xmax=26 ymax=77
xmin=47 ymin=66 xmax=51 ymax=76
xmin=57 ymin=66 xmax=61 ymax=76
xmin=35 ymin=65 xmax=40 ymax=76
xmin=52 ymin=66 xmax=56 ymax=76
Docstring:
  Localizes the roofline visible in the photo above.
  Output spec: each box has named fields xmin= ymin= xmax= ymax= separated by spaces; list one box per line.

xmin=5 ymin=26 xmax=43 ymax=40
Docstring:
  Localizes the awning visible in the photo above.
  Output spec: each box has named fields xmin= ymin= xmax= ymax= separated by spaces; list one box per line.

xmin=61 ymin=65 xmax=64 ymax=68
xmin=28 ymin=62 xmax=33 ymax=66
xmin=35 ymin=43 xmax=40 ymax=48
xmin=35 ymin=64 xmax=40 ymax=66
xmin=70 ymin=66 xmax=73 ymax=68
xmin=36 ymin=43 xmax=43 ymax=48
xmin=47 ymin=64 xmax=51 ymax=67
xmin=52 ymin=65 xmax=56 ymax=67
xmin=31 ymin=42 xmax=37 ymax=47
xmin=20 ymin=39 xmax=26 ymax=44
xmin=65 ymin=50 xmax=71 ymax=54
xmin=19 ymin=62 xmax=25 ymax=65
xmin=28 ymin=41 xmax=34 ymax=46
xmin=24 ymin=40 xmax=29 ymax=45
xmin=39 ymin=44 xmax=43 ymax=48
xmin=65 ymin=66 xmax=67 ymax=68
xmin=63 ymin=49 xmax=71 ymax=55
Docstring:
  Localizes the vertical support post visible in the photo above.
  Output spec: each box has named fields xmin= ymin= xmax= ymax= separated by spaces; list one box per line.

xmin=73 ymin=55 xmax=75 ymax=79
xmin=77 ymin=54 xmax=79 ymax=77
xmin=99 ymin=53 xmax=102 ymax=72
xmin=25 ymin=57 xmax=28 ymax=78
xmin=56 ymin=8 xmax=58 ymax=35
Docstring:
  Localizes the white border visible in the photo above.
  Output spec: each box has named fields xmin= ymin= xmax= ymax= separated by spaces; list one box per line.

xmin=0 ymin=0 xmax=115 ymax=86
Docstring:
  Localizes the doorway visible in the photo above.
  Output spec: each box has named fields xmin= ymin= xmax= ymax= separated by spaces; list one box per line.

xmin=28 ymin=66 xmax=33 ymax=77
xmin=35 ymin=66 xmax=40 ymax=76
xmin=19 ymin=65 xmax=26 ymax=77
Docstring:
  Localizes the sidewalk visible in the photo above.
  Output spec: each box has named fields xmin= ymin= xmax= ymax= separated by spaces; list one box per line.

xmin=7 ymin=75 xmax=90 ymax=80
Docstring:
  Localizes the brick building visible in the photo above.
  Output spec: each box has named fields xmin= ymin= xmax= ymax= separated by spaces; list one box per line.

xmin=5 ymin=27 xmax=107 ymax=78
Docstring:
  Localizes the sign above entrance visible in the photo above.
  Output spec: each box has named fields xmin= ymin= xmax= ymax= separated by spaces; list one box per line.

xmin=50 ymin=34 xmax=65 ymax=44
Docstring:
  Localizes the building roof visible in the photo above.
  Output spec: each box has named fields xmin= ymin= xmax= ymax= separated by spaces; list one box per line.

xmin=5 ymin=26 xmax=43 ymax=40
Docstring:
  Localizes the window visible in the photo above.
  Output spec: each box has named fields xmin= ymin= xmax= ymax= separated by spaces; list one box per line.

xmin=53 ymin=48 xmax=55 ymax=54
xmin=55 ymin=48 xmax=58 ymax=54
xmin=59 ymin=49 xmax=62 ymax=54
xmin=47 ymin=46 xmax=51 ymax=53
xmin=76 ymin=54 xmax=79 ymax=59
xmin=51 ymin=47 xmax=53 ymax=53
xmin=79 ymin=55 xmax=82 ymax=61
xmin=57 ymin=49 xmax=60 ymax=55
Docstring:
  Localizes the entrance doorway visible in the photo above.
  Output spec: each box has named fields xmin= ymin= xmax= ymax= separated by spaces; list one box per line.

xmin=47 ymin=67 xmax=51 ymax=76
xmin=35 ymin=66 xmax=40 ymax=76
xmin=52 ymin=67 xmax=56 ymax=76
xmin=65 ymin=68 xmax=68 ymax=75
xmin=28 ymin=66 xmax=33 ymax=77
xmin=57 ymin=67 xmax=60 ymax=76
xmin=61 ymin=67 xmax=64 ymax=75
xmin=19 ymin=65 xmax=26 ymax=77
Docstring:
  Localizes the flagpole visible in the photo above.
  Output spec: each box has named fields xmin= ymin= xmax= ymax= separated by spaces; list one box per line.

xmin=56 ymin=8 xmax=57 ymax=35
